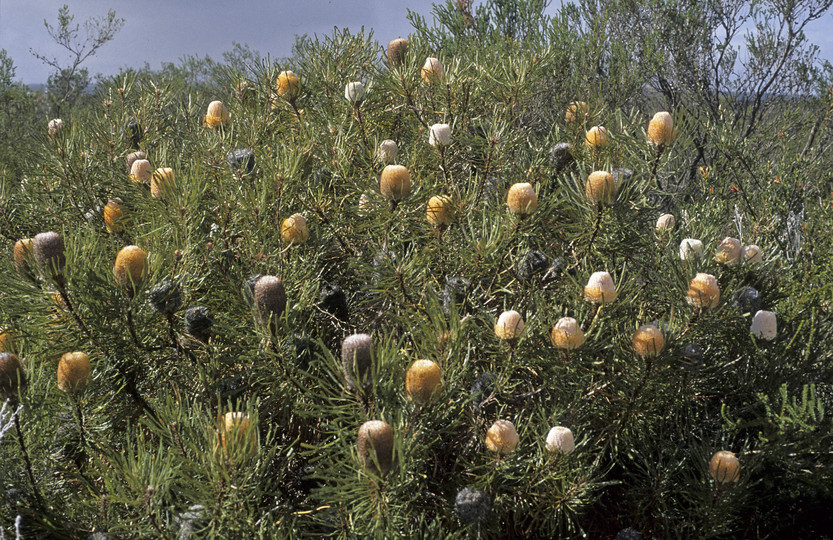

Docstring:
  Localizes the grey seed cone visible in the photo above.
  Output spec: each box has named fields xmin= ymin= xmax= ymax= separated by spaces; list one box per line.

xmin=341 ymin=333 xmax=373 ymax=391
xmin=33 ymin=231 xmax=66 ymax=277
xmin=148 ymin=278 xmax=182 ymax=315
xmin=184 ymin=306 xmax=213 ymax=342
xmin=357 ymin=420 xmax=393 ymax=475
xmin=455 ymin=487 xmax=491 ymax=523
xmin=253 ymin=276 xmax=286 ymax=325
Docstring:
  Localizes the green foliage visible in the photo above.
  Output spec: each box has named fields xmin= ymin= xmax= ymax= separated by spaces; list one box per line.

xmin=2 ymin=0 xmax=833 ymax=538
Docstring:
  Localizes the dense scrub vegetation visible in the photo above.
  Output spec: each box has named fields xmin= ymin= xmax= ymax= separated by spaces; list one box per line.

xmin=2 ymin=0 xmax=833 ymax=537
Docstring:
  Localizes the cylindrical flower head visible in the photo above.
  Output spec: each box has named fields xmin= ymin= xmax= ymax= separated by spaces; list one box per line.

xmin=584 ymin=271 xmax=617 ymax=304
xmin=647 ymin=111 xmax=674 ymax=146
xmin=220 ymin=412 xmax=258 ymax=451
xmin=585 ymin=171 xmax=616 ymax=205
xmin=585 ymin=126 xmax=608 ymax=149
xmin=377 ymin=139 xmax=397 ymax=164
xmin=57 ymin=351 xmax=92 ymax=394
xmin=656 ymin=213 xmax=675 ymax=232
xmin=709 ymin=450 xmax=740 ymax=485
xmin=253 ymin=276 xmax=287 ymax=325
xmin=632 ymin=324 xmax=666 ymax=358
xmin=13 ymin=238 xmax=34 ymax=277
xmin=751 ymin=310 xmax=777 ymax=341
xmin=428 ymin=123 xmax=451 ymax=147
xmin=485 ymin=419 xmax=519 ymax=455
xmin=405 ymin=359 xmax=442 ymax=404
xmin=687 ymin=273 xmax=720 ymax=309
xmin=48 ymin=118 xmax=63 ymax=136
xmin=426 ymin=195 xmax=455 ymax=227
xmin=0 ymin=332 xmax=12 ymax=353
xmin=33 ymin=232 xmax=66 ymax=278
xmin=714 ymin=237 xmax=742 ymax=266
xmin=114 ymin=245 xmax=149 ymax=293
xmin=741 ymin=244 xmax=763 ymax=264
xmin=679 ymin=238 xmax=704 ymax=260
xmin=565 ymin=101 xmax=588 ymax=123
xmin=357 ymin=420 xmax=394 ymax=475
xmin=151 ymin=168 xmax=175 ymax=199
xmin=130 ymin=159 xmax=152 ymax=184
xmin=342 ymin=333 xmax=374 ymax=391
xmin=380 ymin=165 xmax=411 ymax=203
xmin=281 ymin=213 xmax=310 ymax=245
xmin=276 ymin=71 xmax=300 ymax=101
xmin=387 ymin=38 xmax=409 ymax=65
xmin=551 ymin=317 xmax=585 ymax=350
xmin=455 ymin=487 xmax=491 ymax=523
xmin=506 ymin=183 xmax=538 ymax=217
xmin=126 ymin=151 xmax=146 ymax=171
xmin=344 ymin=81 xmax=365 ymax=104
xmin=0 ymin=353 xmax=25 ymax=401
xmin=104 ymin=198 xmax=127 ymax=234
xmin=545 ymin=426 xmax=575 ymax=454
xmin=494 ymin=310 xmax=524 ymax=341
xmin=420 ymin=57 xmax=444 ymax=83
xmin=204 ymin=100 xmax=230 ymax=128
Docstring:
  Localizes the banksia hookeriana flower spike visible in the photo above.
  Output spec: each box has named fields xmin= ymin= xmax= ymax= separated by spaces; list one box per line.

xmin=494 ymin=310 xmax=524 ymax=341
xmin=751 ymin=310 xmax=777 ymax=340
xmin=585 ymin=126 xmax=608 ymax=149
xmin=276 ymin=71 xmax=300 ymax=101
xmin=104 ymin=198 xmax=127 ymax=234
xmin=420 ymin=57 xmax=444 ymax=83
xmin=253 ymin=276 xmax=287 ymax=327
xmin=687 ymin=273 xmax=720 ymax=309
xmin=551 ymin=317 xmax=585 ymax=350
xmin=647 ymin=111 xmax=674 ymax=147
xmin=426 ymin=195 xmax=455 ymax=227
xmin=565 ymin=101 xmax=588 ymax=124
xmin=709 ymin=450 xmax=740 ymax=486
xmin=357 ymin=420 xmax=394 ymax=475
xmin=57 ymin=352 xmax=91 ymax=394
xmin=405 ymin=359 xmax=442 ymax=404
xmin=114 ymin=245 xmax=148 ymax=295
xmin=656 ymin=213 xmax=675 ymax=232
xmin=387 ymin=38 xmax=409 ymax=65
xmin=428 ymin=123 xmax=451 ymax=147
xmin=151 ymin=168 xmax=175 ymax=199
xmin=679 ymin=238 xmax=704 ymax=260
xmin=48 ymin=118 xmax=63 ymax=137
xmin=0 ymin=332 xmax=13 ymax=353
xmin=33 ymin=231 xmax=66 ymax=280
xmin=585 ymin=171 xmax=616 ymax=205
xmin=380 ymin=165 xmax=411 ymax=207
xmin=341 ymin=333 xmax=373 ymax=392
xmin=344 ymin=81 xmax=365 ymax=104
xmin=130 ymin=159 xmax=152 ymax=184
xmin=126 ymin=151 xmax=146 ymax=171
xmin=506 ymin=182 xmax=537 ymax=217
xmin=0 ymin=353 xmax=26 ymax=402
xmin=204 ymin=100 xmax=230 ymax=128
xmin=545 ymin=426 xmax=575 ymax=454
xmin=13 ymin=238 xmax=35 ymax=278
xmin=281 ymin=213 xmax=310 ymax=245
xmin=584 ymin=271 xmax=617 ymax=304
xmin=714 ymin=237 xmax=741 ymax=266
xmin=219 ymin=412 xmax=258 ymax=452
xmin=741 ymin=244 xmax=763 ymax=264
xmin=485 ymin=419 xmax=519 ymax=455
xmin=632 ymin=324 xmax=666 ymax=358
xmin=377 ymin=139 xmax=397 ymax=164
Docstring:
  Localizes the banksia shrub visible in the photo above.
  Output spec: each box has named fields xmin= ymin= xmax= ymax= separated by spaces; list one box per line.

xmin=151 ymin=167 xmax=175 ymax=199
xmin=420 ymin=57 xmax=444 ymax=83
xmin=494 ymin=310 xmax=524 ymax=341
xmin=545 ymin=426 xmax=575 ymax=454
xmin=204 ymin=100 xmax=230 ymax=128
xmin=647 ymin=111 xmax=674 ymax=146
xmin=281 ymin=213 xmax=310 ymax=245
xmin=114 ymin=245 xmax=148 ymax=293
xmin=57 ymin=352 xmax=92 ymax=394
xmin=687 ymin=273 xmax=720 ymax=309
xmin=485 ymin=419 xmax=519 ymax=455
xmin=103 ymin=198 xmax=127 ymax=234
xmin=342 ymin=333 xmax=373 ymax=391
xmin=584 ymin=271 xmax=617 ymax=304
xmin=585 ymin=126 xmax=608 ymax=149
xmin=506 ymin=182 xmax=538 ymax=216
xmin=357 ymin=420 xmax=394 ymax=475
xmin=709 ymin=451 xmax=740 ymax=486
xmin=387 ymin=37 xmax=409 ymax=65
xmin=426 ymin=195 xmax=455 ymax=227
xmin=551 ymin=317 xmax=585 ymax=350
xmin=33 ymin=231 xmax=65 ymax=279
xmin=0 ymin=353 xmax=26 ymax=402
xmin=253 ymin=276 xmax=287 ymax=326
xmin=380 ymin=165 xmax=411 ymax=205
xmin=632 ymin=324 xmax=666 ymax=358
xmin=585 ymin=171 xmax=616 ymax=205
xmin=405 ymin=359 xmax=442 ymax=404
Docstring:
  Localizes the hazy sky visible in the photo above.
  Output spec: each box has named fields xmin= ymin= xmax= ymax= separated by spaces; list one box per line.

xmin=1 ymin=0 xmax=832 ymax=84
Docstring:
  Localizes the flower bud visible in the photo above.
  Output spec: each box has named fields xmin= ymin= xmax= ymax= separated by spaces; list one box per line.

xmin=709 ymin=450 xmax=740 ymax=485
xmin=48 ymin=118 xmax=63 ymax=136
xmin=126 ymin=151 xmax=147 ymax=171
xmin=687 ymin=273 xmax=720 ymax=309
xmin=585 ymin=171 xmax=616 ymax=205
xmin=57 ymin=351 xmax=92 ymax=394
xmin=741 ymin=244 xmax=762 ymax=264
xmin=428 ymin=123 xmax=451 ymax=147
xmin=647 ymin=111 xmax=674 ymax=146
xmin=585 ymin=126 xmax=608 ymax=149
xmin=494 ymin=310 xmax=524 ymax=341
xmin=33 ymin=231 xmax=66 ymax=279
xmin=426 ymin=195 xmax=455 ymax=227
xmin=455 ymin=487 xmax=491 ymax=523
xmin=219 ymin=412 xmax=258 ymax=451
xmin=377 ymin=139 xmax=397 ymax=164
xmin=584 ymin=271 xmax=617 ymax=304
xmin=714 ymin=237 xmax=741 ymax=266
xmin=344 ymin=81 xmax=365 ymax=104
xmin=751 ymin=310 xmax=776 ymax=341
xmin=545 ymin=426 xmax=575 ymax=454
xmin=506 ymin=182 xmax=538 ymax=217
xmin=357 ymin=420 xmax=394 ymax=475
xmin=151 ymin=168 xmax=175 ymax=199
xmin=485 ymin=419 xmax=519 ymax=455
xmin=679 ymin=238 xmax=704 ymax=260
xmin=656 ymin=213 xmax=675 ymax=232
xmin=204 ymin=100 xmax=230 ymax=128
xmin=253 ymin=276 xmax=287 ymax=326
xmin=405 ymin=359 xmax=442 ymax=404
xmin=114 ymin=245 xmax=149 ymax=293
xmin=281 ymin=213 xmax=310 ymax=245
xmin=420 ymin=57 xmax=444 ymax=83
xmin=342 ymin=333 xmax=374 ymax=391
xmin=276 ymin=71 xmax=300 ymax=101
xmin=387 ymin=38 xmax=409 ymax=66
xmin=104 ymin=198 xmax=127 ymax=234
xmin=551 ymin=317 xmax=585 ymax=350
xmin=565 ymin=101 xmax=588 ymax=124
xmin=380 ymin=165 xmax=411 ymax=203
xmin=632 ymin=324 xmax=666 ymax=358
xmin=0 ymin=353 xmax=25 ymax=402
xmin=130 ymin=159 xmax=152 ymax=184
xmin=13 ymin=238 xmax=34 ymax=277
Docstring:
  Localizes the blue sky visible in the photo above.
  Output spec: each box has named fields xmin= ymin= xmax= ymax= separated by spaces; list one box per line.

xmin=1 ymin=0 xmax=832 ymax=84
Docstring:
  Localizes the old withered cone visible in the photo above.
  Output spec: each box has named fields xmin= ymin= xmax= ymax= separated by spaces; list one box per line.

xmin=357 ymin=420 xmax=394 ymax=476
xmin=341 ymin=333 xmax=374 ymax=392
xmin=253 ymin=276 xmax=287 ymax=329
